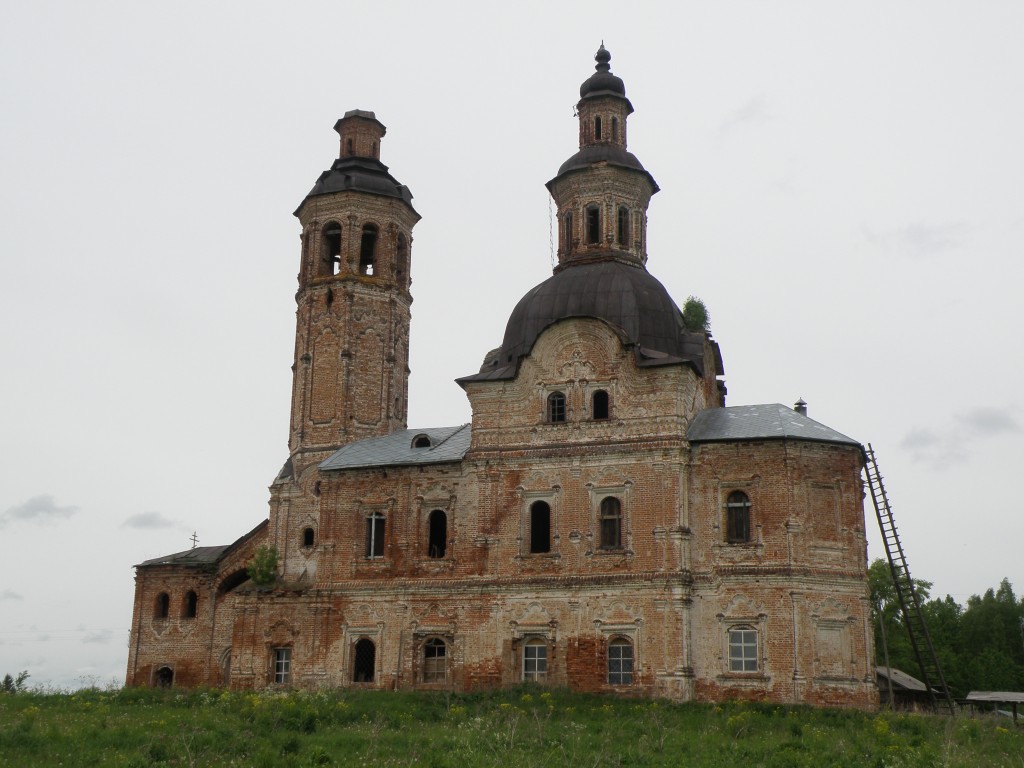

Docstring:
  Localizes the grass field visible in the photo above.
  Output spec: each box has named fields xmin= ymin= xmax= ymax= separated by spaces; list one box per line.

xmin=1 ymin=686 xmax=1021 ymax=767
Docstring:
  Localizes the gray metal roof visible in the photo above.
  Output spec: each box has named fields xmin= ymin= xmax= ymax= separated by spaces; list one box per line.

xmin=966 ymin=691 xmax=1024 ymax=703
xmin=136 ymin=546 xmax=229 ymax=568
xmin=876 ymin=666 xmax=929 ymax=692
xmin=687 ymin=404 xmax=859 ymax=447
xmin=319 ymin=424 xmax=471 ymax=471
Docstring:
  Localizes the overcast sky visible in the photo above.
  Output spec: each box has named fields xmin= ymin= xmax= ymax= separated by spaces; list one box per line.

xmin=2 ymin=1 xmax=1022 ymax=689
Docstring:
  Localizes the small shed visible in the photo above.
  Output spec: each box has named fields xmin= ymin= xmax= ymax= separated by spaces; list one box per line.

xmin=965 ymin=691 xmax=1024 ymax=724
xmin=876 ymin=666 xmax=936 ymax=710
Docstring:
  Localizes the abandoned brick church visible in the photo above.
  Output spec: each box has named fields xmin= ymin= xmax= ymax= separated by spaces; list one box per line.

xmin=127 ymin=47 xmax=878 ymax=708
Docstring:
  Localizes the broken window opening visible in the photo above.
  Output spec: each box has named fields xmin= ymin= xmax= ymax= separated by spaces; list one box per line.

xmin=353 ymin=638 xmax=376 ymax=682
xmin=346 ymin=138 xmax=353 ymax=156
xmin=608 ymin=638 xmax=634 ymax=685
xmin=273 ymin=647 xmax=292 ymax=685
xmin=155 ymin=592 xmax=170 ymax=619
xmin=594 ymin=115 xmax=602 ymax=140
xmin=322 ymin=222 xmax=342 ymax=276
xmin=592 ymin=390 xmax=609 ymax=420
xmin=412 ymin=434 xmax=431 ymax=448
xmin=396 ymin=234 xmax=409 ymax=288
xmin=599 ymin=496 xmax=622 ymax=549
xmin=612 ymin=116 xmax=619 ymax=142
xmin=547 ymin=391 xmax=566 ymax=423
xmin=422 ymin=638 xmax=447 ymax=683
xmin=728 ymin=626 xmax=758 ymax=673
xmin=183 ymin=590 xmax=198 ymax=619
xmin=529 ymin=501 xmax=551 ymax=554
xmin=359 ymin=224 xmax=378 ymax=275
xmin=564 ymin=212 xmax=574 ymax=254
xmin=523 ymin=639 xmax=548 ymax=681
xmin=726 ymin=491 xmax=751 ymax=543
xmin=302 ymin=527 xmax=315 ymax=548
xmin=365 ymin=511 xmax=385 ymax=558
xmin=218 ymin=569 xmax=249 ymax=595
xmin=586 ymin=205 xmax=600 ymax=245
xmin=154 ymin=666 xmax=174 ymax=688
xmin=616 ymin=206 xmax=629 ymax=246
xmin=427 ymin=509 xmax=447 ymax=559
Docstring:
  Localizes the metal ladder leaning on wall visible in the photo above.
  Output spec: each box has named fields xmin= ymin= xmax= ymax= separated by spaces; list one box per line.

xmin=864 ymin=444 xmax=956 ymax=714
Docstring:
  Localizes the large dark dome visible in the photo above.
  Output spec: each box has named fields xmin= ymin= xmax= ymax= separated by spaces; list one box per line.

xmin=461 ymin=262 xmax=711 ymax=382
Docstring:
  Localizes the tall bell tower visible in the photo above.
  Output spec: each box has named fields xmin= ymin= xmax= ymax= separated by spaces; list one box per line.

xmin=288 ymin=110 xmax=420 ymax=476
xmin=547 ymin=45 xmax=658 ymax=271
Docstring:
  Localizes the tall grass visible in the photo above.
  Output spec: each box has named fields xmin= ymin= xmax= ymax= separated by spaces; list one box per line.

xmin=1 ymin=685 xmax=1020 ymax=767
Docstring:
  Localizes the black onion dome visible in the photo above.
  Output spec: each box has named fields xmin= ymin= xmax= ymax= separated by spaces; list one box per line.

xmin=294 ymin=157 xmax=417 ymax=217
xmin=460 ymin=262 xmax=708 ymax=382
xmin=579 ymin=44 xmax=627 ymax=100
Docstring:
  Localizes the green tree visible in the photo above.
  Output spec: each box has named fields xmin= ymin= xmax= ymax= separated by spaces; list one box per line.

xmin=959 ymin=578 xmax=1024 ymax=691
xmin=247 ymin=545 xmax=279 ymax=587
xmin=681 ymin=296 xmax=710 ymax=332
xmin=1 ymin=670 xmax=29 ymax=694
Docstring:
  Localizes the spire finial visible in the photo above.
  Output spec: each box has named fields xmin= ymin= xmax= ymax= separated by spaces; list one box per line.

xmin=595 ymin=42 xmax=611 ymax=73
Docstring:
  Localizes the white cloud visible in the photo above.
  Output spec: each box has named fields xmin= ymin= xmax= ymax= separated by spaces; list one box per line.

xmin=1 ymin=589 xmax=23 ymax=601
xmin=717 ymin=95 xmax=771 ymax=139
xmin=902 ymin=405 xmax=1020 ymax=469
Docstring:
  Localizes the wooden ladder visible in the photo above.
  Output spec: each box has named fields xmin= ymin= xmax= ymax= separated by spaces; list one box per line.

xmin=864 ymin=444 xmax=955 ymax=714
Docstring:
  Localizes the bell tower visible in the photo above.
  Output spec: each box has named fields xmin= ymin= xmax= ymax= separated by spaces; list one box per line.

xmin=288 ymin=110 xmax=420 ymax=474
xmin=546 ymin=45 xmax=659 ymax=271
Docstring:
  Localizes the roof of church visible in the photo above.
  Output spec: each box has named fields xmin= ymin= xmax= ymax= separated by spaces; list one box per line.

xmin=319 ymin=424 xmax=472 ymax=471
xmin=294 ymin=156 xmax=417 ymax=217
xmin=687 ymin=404 xmax=860 ymax=447
xmin=460 ymin=261 xmax=716 ymax=382
xmin=137 ymin=546 xmax=230 ymax=568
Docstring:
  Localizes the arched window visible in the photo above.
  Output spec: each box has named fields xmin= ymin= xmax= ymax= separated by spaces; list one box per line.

xmin=155 ymin=592 xmax=170 ymax=619
xmin=726 ymin=491 xmax=751 ymax=543
xmin=592 ymin=390 xmax=609 ymax=420
xmin=423 ymin=638 xmax=447 ymax=683
xmin=366 ymin=511 xmax=385 ymax=558
xmin=321 ymin=222 xmax=342 ymax=276
xmin=594 ymin=115 xmax=602 ymax=140
xmin=530 ymin=501 xmax=551 ymax=554
xmin=586 ymin=205 xmax=601 ymax=244
xmin=412 ymin=434 xmax=431 ymax=448
xmin=523 ymin=639 xmax=547 ymax=681
xmin=728 ymin=626 xmax=758 ymax=673
xmin=183 ymin=590 xmax=198 ymax=619
xmin=359 ymin=224 xmax=378 ymax=275
xmin=616 ymin=206 xmax=630 ymax=246
xmin=612 ymin=116 xmax=619 ymax=142
xmin=547 ymin=391 xmax=566 ymax=423
xmin=302 ymin=527 xmax=315 ymax=548
xmin=353 ymin=638 xmax=376 ymax=682
xmin=608 ymin=638 xmax=633 ymax=685
xmin=428 ymin=509 xmax=447 ymax=559
xmin=396 ymin=234 xmax=409 ymax=288
xmin=599 ymin=497 xmax=622 ymax=549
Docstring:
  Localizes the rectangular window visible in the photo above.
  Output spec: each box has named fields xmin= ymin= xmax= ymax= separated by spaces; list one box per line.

xmin=366 ymin=513 xmax=385 ymax=558
xmin=273 ymin=647 xmax=292 ymax=685
xmin=728 ymin=629 xmax=758 ymax=673
xmin=523 ymin=642 xmax=548 ymax=681
xmin=608 ymin=640 xmax=633 ymax=685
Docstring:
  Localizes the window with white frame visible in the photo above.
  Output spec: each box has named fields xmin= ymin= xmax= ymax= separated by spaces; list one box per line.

xmin=273 ymin=647 xmax=292 ymax=685
xmin=728 ymin=627 xmax=758 ymax=673
xmin=523 ymin=639 xmax=548 ymax=681
xmin=607 ymin=638 xmax=633 ymax=685
xmin=365 ymin=511 xmax=385 ymax=558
